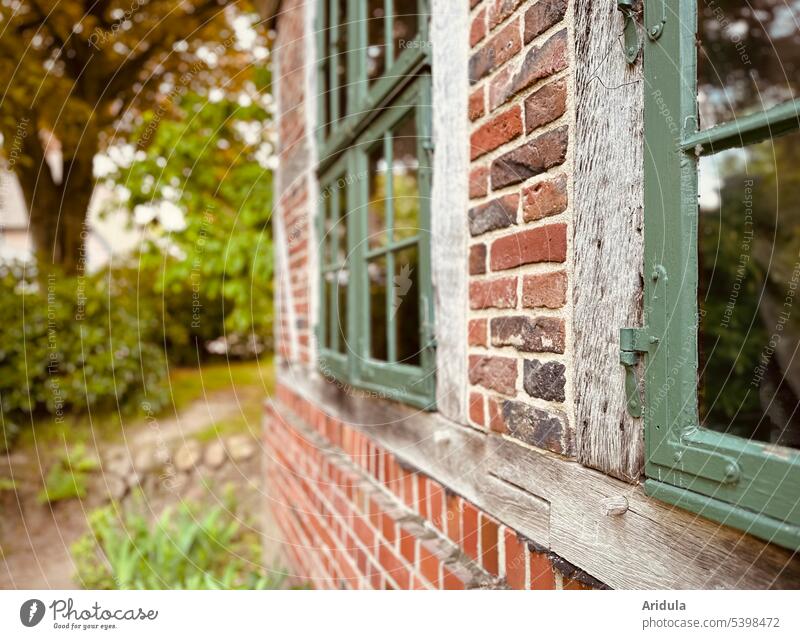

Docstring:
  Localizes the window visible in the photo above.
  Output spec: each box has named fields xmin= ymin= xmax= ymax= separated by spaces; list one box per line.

xmin=642 ymin=0 xmax=800 ymax=549
xmin=315 ymin=0 xmax=435 ymax=408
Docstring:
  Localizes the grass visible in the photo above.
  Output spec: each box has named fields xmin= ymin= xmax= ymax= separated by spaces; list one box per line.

xmin=18 ymin=358 xmax=273 ymax=450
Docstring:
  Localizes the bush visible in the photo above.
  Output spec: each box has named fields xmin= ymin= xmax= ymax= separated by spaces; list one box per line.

xmin=0 ymin=261 xmax=168 ymax=450
xmin=71 ymin=497 xmax=285 ymax=589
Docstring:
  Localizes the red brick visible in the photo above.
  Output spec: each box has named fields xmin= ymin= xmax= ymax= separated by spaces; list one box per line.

xmin=469 ymin=276 xmax=517 ymax=309
xmin=469 ymin=87 xmax=485 ymax=121
xmin=524 ymin=78 xmax=567 ymax=133
xmin=504 ymin=528 xmax=526 ymax=589
xmin=480 ymin=513 xmax=500 ymax=575
xmin=470 ymin=106 xmax=522 ymax=160
xmin=469 ymin=391 xmax=485 ymax=426
xmin=490 ymin=315 xmax=566 ymax=353
xmin=379 ymin=543 xmax=410 ymax=589
xmin=529 ymin=550 xmax=556 ymax=589
xmin=563 ymin=577 xmax=594 ymax=590
xmin=442 ymin=566 xmax=466 ymax=590
xmin=418 ymin=542 xmax=441 ymax=587
xmin=461 ymin=501 xmax=480 ymax=562
xmin=401 ymin=468 xmax=416 ymax=508
xmin=469 ymin=165 xmax=489 ymax=198
xmin=470 ymin=7 xmax=487 ymax=47
xmin=381 ymin=512 xmax=397 ymax=544
xmin=488 ymin=65 xmax=514 ymax=112
xmin=522 ymin=271 xmax=567 ymax=309
xmin=493 ymin=29 xmax=567 ymax=107
xmin=469 ymin=19 xmax=521 ymax=83
xmin=429 ymin=481 xmax=446 ymax=530
xmin=469 ymin=244 xmax=487 ymax=275
xmin=446 ymin=494 xmax=462 ymax=544
xmin=488 ymin=396 xmax=507 ymax=433
xmin=521 ymin=173 xmax=567 ymax=222
xmin=468 ymin=318 xmax=488 ymax=347
xmin=488 ymin=0 xmax=524 ymax=30
xmin=468 ymin=355 xmax=517 ymax=395
xmin=416 ymin=475 xmax=429 ymax=518
xmin=489 ymin=223 xmax=567 ymax=271
xmin=398 ymin=526 xmax=416 ymax=563
xmin=524 ymin=0 xmax=567 ymax=43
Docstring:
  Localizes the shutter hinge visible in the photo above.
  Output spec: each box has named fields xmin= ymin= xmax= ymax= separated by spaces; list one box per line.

xmin=616 ymin=1 xmax=641 ymax=64
xmin=619 ymin=326 xmax=653 ymax=418
xmin=657 ymin=437 xmax=741 ymax=485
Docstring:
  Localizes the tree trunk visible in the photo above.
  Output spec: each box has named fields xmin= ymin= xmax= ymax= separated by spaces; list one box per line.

xmin=16 ymin=129 xmax=97 ymax=276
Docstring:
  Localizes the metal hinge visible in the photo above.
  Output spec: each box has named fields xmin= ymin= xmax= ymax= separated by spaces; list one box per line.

xmin=616 ymin=1 xmax=641 ymax=63
xmin=619 ymin=327 xmax=651 ymax=418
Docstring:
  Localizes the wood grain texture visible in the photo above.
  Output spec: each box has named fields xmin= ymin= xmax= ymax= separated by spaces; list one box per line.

xmin=573 ymin=0 xmax=645 ymax=481
xmin=278 ymin=366 xmax=800 ymax=588
xmin=430 ymin=1 xmax=470 ymax=424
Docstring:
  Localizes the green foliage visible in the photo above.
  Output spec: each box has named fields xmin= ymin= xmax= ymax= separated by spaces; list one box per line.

xmin=72 ymin=497 xmax=284 ymax=589
xmin=0 ymin=262 xmax=168 ymax=450
xmin=37 ymin=444 xmax=99 ymax=504
xmin=109 ymin=93 xmax=274 ymax=362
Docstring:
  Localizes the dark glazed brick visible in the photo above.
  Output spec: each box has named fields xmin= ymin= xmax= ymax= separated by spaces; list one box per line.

xmin=523 ymin=359 xmax=566 ymax=401
xmin=491 ymin=126 xmax=568 ymax=189
xmin=469 ymin=20 xmax=521 ymax=83
xmin=524 ymin=78 xmax=567 ymax=133
xmin=502 ymin=400 xmax=571 ymax=455
xmin=490 ymin=316 xmax=565 ymax=353
xmin=509 ymin=29 xmax=567 ymax=97
xmin=469 ymin=194 xmax=518 ymax=236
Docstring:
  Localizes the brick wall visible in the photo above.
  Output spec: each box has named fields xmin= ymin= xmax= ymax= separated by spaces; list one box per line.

xmin=266 ymin=0 xmax=599 ymax=589
xmin=265 ymin=383 xmax=602 ymax=589
xmin=273 ymin=0 xmax=313 ymax=365
xmin=466 ymin=0 xmax=574 ymax=458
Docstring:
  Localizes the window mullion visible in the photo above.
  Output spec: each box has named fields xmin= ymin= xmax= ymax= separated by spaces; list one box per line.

xmin=385 ymin=0 xmax=394 ymax=69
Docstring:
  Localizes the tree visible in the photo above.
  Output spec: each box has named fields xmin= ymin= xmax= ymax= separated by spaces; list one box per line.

xmin=0 ymin=0 xmax=268 ymax=273
xmin=105 ymin=89 xmax=275 ymax=360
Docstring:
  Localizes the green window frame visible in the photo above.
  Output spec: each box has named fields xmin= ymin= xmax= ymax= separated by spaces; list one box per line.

xmin=315 ymin=0 xmax=435 ymax=408
xmin=642 ymin=0 xmax=800 ymax=550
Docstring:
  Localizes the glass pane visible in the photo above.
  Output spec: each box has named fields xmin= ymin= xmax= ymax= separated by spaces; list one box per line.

xmin=393 ymin=245 xmax=421 ymax=366
xmin=335 ymin=175 xmax=348 ymax=263
xmin=336 ymin=267 xmax=348 ymax=354
xmin=367 ymin=0 xmax=387 ymax=83
xmin=333 ymin=0 xmax=348 ymax=122
xmin=697 ymin=1 xmax=800 ymax=128
xmin=323 ymin=272 xmax=334 ymax=349
xmin=368 ymin=255 xmax=388 ymax=360
xmin=320 ymin=0 xmax=329 ymax=137
xmin=393 ymin=0 xmax=419 ymax=62
xmin=368 ymin=140 xmax=389 ymax=249
xmin=322 ymin=193 xmax=333 ymax=266
xmin=698 ymin=130 xmax=800 ymax=449
xmin=392 ymin=112 xmax=420 ymax=242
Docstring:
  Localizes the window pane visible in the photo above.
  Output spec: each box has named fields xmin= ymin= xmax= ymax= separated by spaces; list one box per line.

xmin=393 ymin=0 xmax=419 ymax=61
xmin=697 ymin=0 xmax=800 ymax=129
xmin=392 ymin=112 xmax=420 ymax=242
xmin=368 ymin=255 xmax=388 ymax=360
xmin=322 ymin=193 xmax=333 ymax=266
xmin=323 ymin=272 xmax=334 ymax=349
xmin=393 ymin=244 xmax=421 ymax=366
xmin=367 ymin=0 xmax=387 ymax=83
xmin=335 ymin=177 xmax=348 ymax=263
xmin=368 ymin=141 xmax=389 ymax=249
xmin=336 ymin=267 xmax=348 ymax=354
xmin=320 ymin=0 xmax=329 ymax=137
xmin=698 ymin=130 xmax=800 ymax=449
xmin=332 ymin=0 xmax=348 ymax=122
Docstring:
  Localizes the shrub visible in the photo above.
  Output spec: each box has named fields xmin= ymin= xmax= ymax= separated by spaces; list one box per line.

xmin=71 ymin=497 xmax=285 ymax=589
xmin=0 ymin=261 xmax=168 ymax=450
